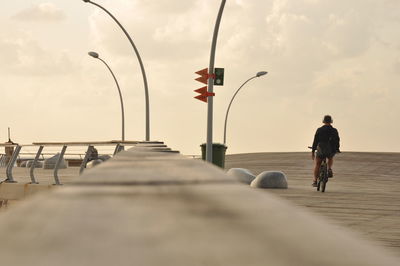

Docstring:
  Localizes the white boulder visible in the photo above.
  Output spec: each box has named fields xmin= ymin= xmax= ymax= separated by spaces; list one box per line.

xmin=251 ymin=171 xmax=288 ymax=189
xmin=227 ymin=168 xmax=256 ymax=184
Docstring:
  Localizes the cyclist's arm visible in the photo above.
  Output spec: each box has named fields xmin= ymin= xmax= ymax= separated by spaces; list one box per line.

xmin=334 ymin=129 xmax=340 ymax=152
xmin=311 ymin=129 xmax=319 ymax=153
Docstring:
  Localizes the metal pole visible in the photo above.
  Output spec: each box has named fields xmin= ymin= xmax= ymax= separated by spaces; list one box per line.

xmin=97 ymin=57 xmax=125 ymax=141
xmin=29 ymin=145 xmax=43 ymax=184
xmin=5 ymin=145 xmax=21 ymax=183
xmin=113 ymin=143 xmax=124 ymax=156
xmin=0 ymin=155 xmax=5 ymax=167
xmin=84 ymin=0 xmax=150 ymax=141
xmin=223 ymin=76 xmax=257 ymax=145
xmin=79 ymin=145 xmax=94 ymax=175
xmin=53 ymin=145 xmax=67 ymax=185
xmin=206 ymin=0 xmax=226 ymax=163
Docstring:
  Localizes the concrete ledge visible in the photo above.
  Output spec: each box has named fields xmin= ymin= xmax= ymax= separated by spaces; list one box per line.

xmin=75 ymin=150 xmax=233 ymax=185
xmin=0 ymin=147 xmax=397 ymax=266
xmin=0 ymin=183 xmax=53 ymax=200
xmin=0 ymin=183 xmax=25 ymax=200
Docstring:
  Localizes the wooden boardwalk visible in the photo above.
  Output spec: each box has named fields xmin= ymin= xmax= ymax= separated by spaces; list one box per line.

xmin=226 ymin=152 xmax=400 ymax=255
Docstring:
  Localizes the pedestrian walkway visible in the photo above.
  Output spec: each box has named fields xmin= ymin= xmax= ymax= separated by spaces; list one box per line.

xmin=225 ymin=152 xmax=400 ymax=255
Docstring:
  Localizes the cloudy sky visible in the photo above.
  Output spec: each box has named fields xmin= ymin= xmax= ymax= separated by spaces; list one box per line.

xmin=1 ymin=0 xmax=399 ymax=155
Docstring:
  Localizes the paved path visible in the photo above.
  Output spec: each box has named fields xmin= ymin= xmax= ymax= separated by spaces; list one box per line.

xmin=225 ymin=152 xmax=400 ymax=255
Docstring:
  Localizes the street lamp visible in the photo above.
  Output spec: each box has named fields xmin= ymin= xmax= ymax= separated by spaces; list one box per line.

xmin=88 ymin=51 xmax=125 ymax=141
xmin=83 ymin=0 xmax=150 ymax=141
xmin=223 ymin=71 xmax=268 ymax=145
xmin=206 ymin=0 xmax=227 ymax=163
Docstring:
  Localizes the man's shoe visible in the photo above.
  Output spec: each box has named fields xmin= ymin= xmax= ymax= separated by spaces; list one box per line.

xmin=312 ymin=182 xmax=318 ymax=187
xmin=328 ymin=169 xmax=333 ymax=178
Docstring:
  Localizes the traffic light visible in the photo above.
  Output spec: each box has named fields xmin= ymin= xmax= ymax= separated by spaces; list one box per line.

xmin=214 ymin=68 xmax=224 ymax=86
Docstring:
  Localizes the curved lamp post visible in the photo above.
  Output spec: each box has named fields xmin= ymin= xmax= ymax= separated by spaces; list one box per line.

xmin=206 ymin=0 xmax=227 ymax=163
xmin=88 ymin=51 xmax=125 ymax=141
xmin=223 ymin=71 xmax=268 ymax=145
xmin=83 ymin=0 xmax=150 ymax=141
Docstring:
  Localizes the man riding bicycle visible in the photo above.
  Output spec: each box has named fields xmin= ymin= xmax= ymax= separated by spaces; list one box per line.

xmin=311 ymin=115 xmax=340 ymax=187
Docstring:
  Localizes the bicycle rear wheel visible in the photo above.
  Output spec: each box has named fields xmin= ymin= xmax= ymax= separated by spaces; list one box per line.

xmin=320 ymin=161 xmax=328 ymax=192
xmin=321 ymin=178 xmax=327 ymax=192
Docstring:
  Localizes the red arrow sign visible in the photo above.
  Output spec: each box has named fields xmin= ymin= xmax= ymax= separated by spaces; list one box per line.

xmin=195 ymin=68 xmax=214 ymax=85
xmin=195 ymin=76 xmax=208 ymax=85
xmin=194 ymin=89 xmax=215 ymax=103
xmin=194 ymin=94 xmax=208 ymax=103
xmin=195 ymin=68 xmax=208 ymax=76
xmin=194 ymin=86 xmax=207 ymax=94
xmin=194 ymin=68 xmax=216 ymax=102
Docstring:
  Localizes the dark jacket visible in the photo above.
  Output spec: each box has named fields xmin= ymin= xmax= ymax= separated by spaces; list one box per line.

xmin=312 ymin=125 xmax=340 ymax=153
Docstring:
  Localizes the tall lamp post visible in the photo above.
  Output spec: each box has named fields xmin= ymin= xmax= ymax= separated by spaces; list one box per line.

xmin=206 ymin=0 xmax=227 ymax=163
xmin=83 ymin=0 xmax=150 ymax=141
xmin=88 ymin=51 xmax=125 ymax=141
xmin=223 ymin=71 xmax=268 ymax=145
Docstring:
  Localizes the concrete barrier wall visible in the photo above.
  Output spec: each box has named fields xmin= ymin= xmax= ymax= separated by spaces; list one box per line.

xmin=0 ymin=183 xmax=53 ymax=200
xmin=0 ymin=145 xmax=397 ymax=266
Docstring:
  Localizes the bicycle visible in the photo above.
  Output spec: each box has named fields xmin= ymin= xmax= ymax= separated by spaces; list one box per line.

xmin=317 ymin=157 xmax=328 ymax=192
xmin=308 ymin=146 xmax=329 ymax=192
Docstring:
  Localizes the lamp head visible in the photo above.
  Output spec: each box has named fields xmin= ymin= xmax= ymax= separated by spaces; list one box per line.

xmin=256 ymin=71 xmax=268 ymax=77
xmin=88 ymin=51 xmax=99 ymax=59
xmin=82 ymin=0 xmax=91 ymax=3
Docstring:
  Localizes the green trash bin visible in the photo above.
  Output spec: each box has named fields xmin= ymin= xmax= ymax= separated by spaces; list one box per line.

xmin=200 ymin=143 xmax=227 ymax=168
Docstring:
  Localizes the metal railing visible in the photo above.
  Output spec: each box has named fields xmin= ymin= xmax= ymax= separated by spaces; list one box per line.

xmin=0 ymin=140 xmax=153 ymax=185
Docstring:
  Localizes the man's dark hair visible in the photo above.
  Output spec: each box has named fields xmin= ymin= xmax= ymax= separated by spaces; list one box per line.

xmin=323 ymin=115 xmax=333 ymax=123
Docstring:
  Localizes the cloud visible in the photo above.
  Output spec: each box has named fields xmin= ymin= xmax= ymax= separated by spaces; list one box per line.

xmin=11 ymin=3 xmax=66 ymax=22
xmin=3 ymin=0 xmax=396 ymax=153
xmin=0 ymin=26 xmax=77 ymax=77
xmin=87 ymin=0 xmax=212 ymax=60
